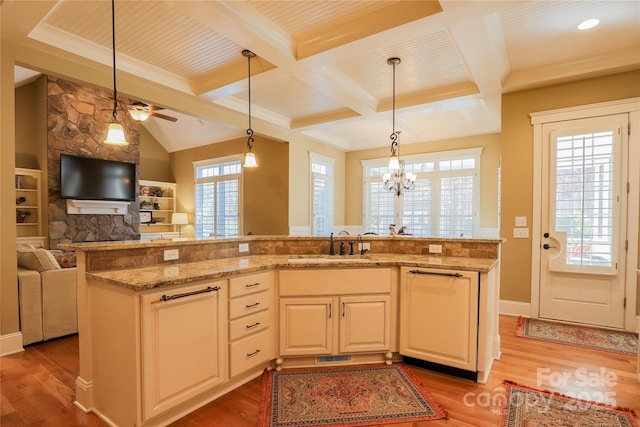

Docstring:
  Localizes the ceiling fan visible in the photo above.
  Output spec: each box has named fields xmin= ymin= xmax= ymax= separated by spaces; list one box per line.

xmin=128 ymin=101 xmax=177 ymax=122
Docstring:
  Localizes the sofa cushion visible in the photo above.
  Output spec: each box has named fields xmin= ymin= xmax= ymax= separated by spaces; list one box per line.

xmin=18 ymin=248 xmax=61 ymax=272
xmin=48 ymin=250 xmax=77 ymax=268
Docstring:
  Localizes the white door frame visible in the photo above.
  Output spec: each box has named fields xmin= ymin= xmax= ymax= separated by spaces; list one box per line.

xmin=530 ymin=98 xmax=640 ymax=332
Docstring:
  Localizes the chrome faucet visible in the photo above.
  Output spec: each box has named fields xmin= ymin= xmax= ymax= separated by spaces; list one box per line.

xmin=329 ymin=232 xmax=335 ymax=255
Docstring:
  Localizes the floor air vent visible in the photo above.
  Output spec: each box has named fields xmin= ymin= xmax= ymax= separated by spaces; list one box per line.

xmin=317 ymin=355 xmax=351 ymax=363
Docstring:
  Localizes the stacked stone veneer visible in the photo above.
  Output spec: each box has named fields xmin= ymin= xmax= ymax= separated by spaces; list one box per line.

xmin=47 ymin=76 xmax=141 ymax=248
xmin=83 ymin=236 xmax=501 ymax=273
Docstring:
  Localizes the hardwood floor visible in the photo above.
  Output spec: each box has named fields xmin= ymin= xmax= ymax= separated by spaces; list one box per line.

xmin=2 ymin=315 xmax=638 ymax=426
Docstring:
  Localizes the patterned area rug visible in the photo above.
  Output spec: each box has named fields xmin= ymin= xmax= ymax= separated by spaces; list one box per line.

xmin=258 ymin=363 xmax=448 ymax=427
xmin=516 ymin=316 xmax=638 ymax=355
xmin=499 ymin=380 xmax=638 ymax=427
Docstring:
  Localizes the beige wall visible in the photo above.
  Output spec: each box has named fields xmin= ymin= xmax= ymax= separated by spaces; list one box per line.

xmin=172 ymin=135 xmax=290 ymax=236
xmin=344 ymin=133 xmax=501 ymax=230
xmin=139 ymin=126 xmax=173 ymax=183
xmin=500 ymin=70 xmax=640 ymax=305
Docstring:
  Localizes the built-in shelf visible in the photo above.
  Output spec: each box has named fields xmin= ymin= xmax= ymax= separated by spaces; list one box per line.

xmin=15 ymin=168 xmax=43 ymax=238
xmin=139 ymin=180 xmax=177 ymax=237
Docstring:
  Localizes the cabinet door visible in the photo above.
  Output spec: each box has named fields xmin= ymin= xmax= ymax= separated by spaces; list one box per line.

xmin=339 ymin=295 xmax=391 ymax=353
xmin=141 ymin=282 xmax=226 ymax=421
xmin=400 ymin=268 xmax=479 ymax=371
xmin=279 ymin=297 xmax=335 ymax=356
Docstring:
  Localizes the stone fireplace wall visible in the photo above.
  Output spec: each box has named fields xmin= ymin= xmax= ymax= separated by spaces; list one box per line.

xmin=47 ymin=76 xmax=141 ymax=248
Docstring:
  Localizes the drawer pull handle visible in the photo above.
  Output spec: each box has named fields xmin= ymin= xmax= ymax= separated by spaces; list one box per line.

xmin=328 ymin=303 xmax=332 ymax=318
xmin=247 ymin=349 xmax=261 ymax=357
xmin=408 ymin=270 xmax=463 ymax=278
xmin=246 ymin=322 xmax=261 ymax=329
xmin=160 ymin=286 xmax=220 ymax=302
xmin=245 ymin=282 xmax=260 ymax=288
xmin=246 ymin=302 xmax=261 ymax=308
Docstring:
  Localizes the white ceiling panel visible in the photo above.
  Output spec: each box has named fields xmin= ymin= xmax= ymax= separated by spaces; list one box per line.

xmin=7 ymin=0 xmax=639 ymax=152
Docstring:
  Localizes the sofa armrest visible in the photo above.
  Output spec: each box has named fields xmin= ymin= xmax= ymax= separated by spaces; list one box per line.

xmin=17 ymin=267 xmax=44 ymax=345
xmin=41 ymin=267 xmax=78 ymax=340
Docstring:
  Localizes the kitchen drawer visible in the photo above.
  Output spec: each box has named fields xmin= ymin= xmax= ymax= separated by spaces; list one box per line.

xmin=230 ymin=329 xmax=272 ymax=377
xmin=229 ymin=290 xmax=271 ymax=319
xmin=229 ymin=271 xmax=273 ymax=298
xmin=229 ymin=309 xmax=270 ymax=341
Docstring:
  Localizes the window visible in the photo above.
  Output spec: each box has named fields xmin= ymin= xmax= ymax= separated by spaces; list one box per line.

xmin=194 ymin=157 xmax=242 ymax=238
xmin=310 ymin=153 xmax=335 ymax=236
xmin=362 ymin=148 xmax=481 ymax=237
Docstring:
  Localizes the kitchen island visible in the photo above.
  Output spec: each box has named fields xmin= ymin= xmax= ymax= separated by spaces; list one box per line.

xmin=62 ymin=236 xmax=502 ymax=427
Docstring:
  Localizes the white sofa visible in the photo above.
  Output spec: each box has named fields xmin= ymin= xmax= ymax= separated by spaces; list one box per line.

xmin=17 ymin=245 xmax=78 ymax=346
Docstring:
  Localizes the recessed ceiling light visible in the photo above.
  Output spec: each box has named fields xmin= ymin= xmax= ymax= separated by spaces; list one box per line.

xmin=578 ymin=19 xmax=600 ymax=30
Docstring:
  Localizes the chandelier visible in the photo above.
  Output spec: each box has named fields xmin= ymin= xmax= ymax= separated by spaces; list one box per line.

xmin=382 ymin=57 xmax=414 ymax=196
xmin=242 ymin=49 xmax=258 ymax=168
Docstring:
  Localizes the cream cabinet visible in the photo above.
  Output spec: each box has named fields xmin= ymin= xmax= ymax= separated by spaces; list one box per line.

xmin=141 ymin=281 xmax=227 ymax=421
xmin=228 ymin=271 xmax=274 ymax=377
xmin=278 ymin=268 xmax=393 ymax=362
xmin=400 ymin=267 xmax=479 ymax=374
xmin=15 ymin=168 xmax=43 ymax=239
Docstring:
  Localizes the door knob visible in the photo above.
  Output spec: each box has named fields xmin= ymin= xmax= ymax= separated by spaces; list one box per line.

xmin=543 ymin=243 xmax=556 ymax=250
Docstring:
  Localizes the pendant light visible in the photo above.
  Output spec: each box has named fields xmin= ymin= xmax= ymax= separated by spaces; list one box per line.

xmin=104 ymin=0 xmax=128 ymax=146
xmin=242 ymin=49 xmax=258 ymax=168
xmin=382 ymin=57 xmax=415 ymax=196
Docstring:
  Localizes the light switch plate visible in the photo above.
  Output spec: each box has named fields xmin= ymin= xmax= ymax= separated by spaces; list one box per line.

xmin=239 ymin=243 xmax=249 ymax=253
xmin=164 ymin=249 xmax=179 ymax=261
xmin=429 ymin=244 xmax=443 ymax=254
xmin=513 ymin=228 xmax=529 ymax=239
xmin=515 ymin=216 xmax=527 ymax=227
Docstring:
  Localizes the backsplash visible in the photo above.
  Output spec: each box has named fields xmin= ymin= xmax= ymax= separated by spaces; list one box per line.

xmin=77 ymin=236 xmax=503 ymax=273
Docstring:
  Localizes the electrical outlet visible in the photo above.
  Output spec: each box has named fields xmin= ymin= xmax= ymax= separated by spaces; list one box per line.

xmin=357 ymin=242 xmax=371 ymax=252
xmin=513 ymin=228 xmax=529 ymax=239
xmin=429 ymin=244 xmax=443 ymax=254
xmin=239 ymin=243 xmax=249 ymax=253
xmin=164 ymin=249 xmax=179 ymax=261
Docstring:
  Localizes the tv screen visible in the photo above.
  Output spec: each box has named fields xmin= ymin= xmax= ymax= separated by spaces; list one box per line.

xmin=60 ymin=154 xmax=136 ymax=202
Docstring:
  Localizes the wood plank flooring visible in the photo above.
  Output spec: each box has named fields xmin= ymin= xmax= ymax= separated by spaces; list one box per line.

xmin=1 ymin=315 xmax=638 ymax=426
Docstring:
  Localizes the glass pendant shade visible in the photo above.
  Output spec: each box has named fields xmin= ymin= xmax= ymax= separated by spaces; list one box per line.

xmin=104 ymin=122 xmax=128 ymax=145
xmin=388 ymin=154 xmax=400 ymax=170
xmin=129 ymin=109 xmax=150 ymax=121
xmin=243 ymin=151 xmax=258 ymax=168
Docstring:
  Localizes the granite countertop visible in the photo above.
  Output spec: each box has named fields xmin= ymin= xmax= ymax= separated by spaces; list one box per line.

xmin=86 ymin=254 xmax=499 ymax=291
xmin=60 ymin=235 xmax=505 ymax=251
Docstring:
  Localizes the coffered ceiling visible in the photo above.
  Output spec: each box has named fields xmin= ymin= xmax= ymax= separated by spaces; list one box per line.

xmin=5 ymin=0 xmax=640 ymax=152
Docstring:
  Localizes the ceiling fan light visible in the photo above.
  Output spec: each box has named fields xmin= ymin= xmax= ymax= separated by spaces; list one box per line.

xmin=243 ymin=151 xmax=258 ymax=168
xmin=104 ymin=122 xmax=128 ymax=145
xmin=129 ymin=109 xmax=151 ymax=121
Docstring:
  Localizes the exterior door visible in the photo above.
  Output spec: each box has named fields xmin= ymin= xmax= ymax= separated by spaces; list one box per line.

xmin=540 ymin=114 xmax=628 ymax=328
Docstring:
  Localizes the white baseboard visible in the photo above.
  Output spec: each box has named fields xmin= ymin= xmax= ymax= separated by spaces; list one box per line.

xmin=499 ymin=300 xmax=532 ymax=317
xmin=0 ymin=332 xmax=24 ymax=356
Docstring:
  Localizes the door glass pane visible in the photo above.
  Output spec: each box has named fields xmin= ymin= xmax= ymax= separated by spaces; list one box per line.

xmin=554 ymin=131 xmax=614 ymax=268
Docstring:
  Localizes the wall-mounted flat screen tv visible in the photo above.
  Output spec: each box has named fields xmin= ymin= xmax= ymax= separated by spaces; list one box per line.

xmin=60 ymin=154 xmax=136 ymax=202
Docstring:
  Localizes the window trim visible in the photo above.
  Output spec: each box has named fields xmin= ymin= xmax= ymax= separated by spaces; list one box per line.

xmin=309 ymin=152 xmax=335 ymax=236
xmin=193 ymin=155 xmax=244 ymax=238
xmin=361 ymin=147 xmax=482 ymax=237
